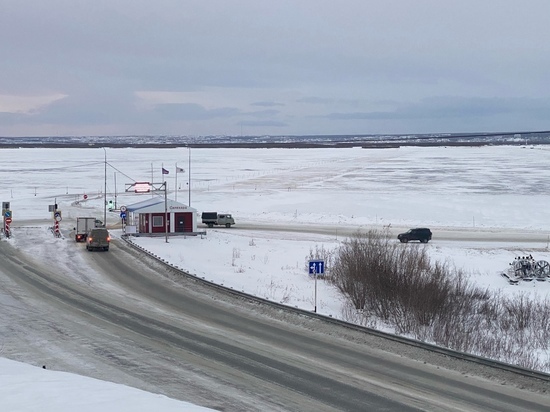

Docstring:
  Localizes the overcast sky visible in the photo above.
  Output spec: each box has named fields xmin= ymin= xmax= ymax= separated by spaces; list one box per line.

xmin=2 ymin=0 xmax=550 ymax=137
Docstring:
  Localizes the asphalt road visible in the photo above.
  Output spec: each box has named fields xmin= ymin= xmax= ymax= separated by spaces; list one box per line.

xmin=234 ymin=222 xmax=550 ymax=244
xmin=0 ymin=227 xmax=549 ymax=411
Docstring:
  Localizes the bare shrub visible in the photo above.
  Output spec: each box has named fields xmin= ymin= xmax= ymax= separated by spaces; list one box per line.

xmin=231 ymin=247 xmax=241 ymax=267
xmin=502 ymin=292 xmax=533 ymax=330
xmin=279 ymin=286 xmax=292 ymax=304
xmin=328 ymin=228 xmax=550 ymax=372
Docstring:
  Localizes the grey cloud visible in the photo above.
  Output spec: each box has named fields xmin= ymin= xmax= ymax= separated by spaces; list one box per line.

xmin=251 ymin=101 xmax=285 ymax=107
xmin=32 ymin=91 xmax=139 ymax=126
xmin=0 ymin=112 xmax=24 ymax=126
xmin=154 ymin=104 xmax=241 ymax=120
xmin=246 ymin=109 xmax=280 ymax=118
xmin=325 ymin=97 xmax=550 ymax=121
xmin=240 ymin=120 xmax=287 ymax=128
xmin=3 ymin=2 xmax=550 ymax=135
xmin=297 ymin=96 xmax=362 ymax=107
xmin=297 ymin=97 xmax=336 ymax=104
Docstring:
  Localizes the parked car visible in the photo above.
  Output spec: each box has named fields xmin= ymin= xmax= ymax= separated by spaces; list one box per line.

xmin=397 ymin=228 xmax=432 ymax=243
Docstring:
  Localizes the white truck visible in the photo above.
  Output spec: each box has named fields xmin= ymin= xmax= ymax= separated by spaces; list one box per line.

xmin=75 ymin=217 xmax=102 ymax=242
xmin=201 ymin=212 xmax=235 ymax=228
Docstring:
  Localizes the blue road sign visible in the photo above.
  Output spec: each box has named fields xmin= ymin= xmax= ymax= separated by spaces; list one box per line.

xmin=4 ymin=210 xmax=12 ymax=218
xmin=120 ymin=211 xmax=127 ymax=219
xmin=309 ymin=260 xmax=325 ymax=275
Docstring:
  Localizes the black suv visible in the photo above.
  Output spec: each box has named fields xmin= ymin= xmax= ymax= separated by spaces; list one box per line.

xmin=397 ymin=228 xmax=432 ymax=243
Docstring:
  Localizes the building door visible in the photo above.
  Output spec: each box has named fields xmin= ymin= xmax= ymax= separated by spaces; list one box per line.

xmin=175 ymin=212 xmax=192 ymax=232
xmin=139 ymin=214 xmax=149 ymax=233
xmin=175 ymin=213 xmax=185 ymax=232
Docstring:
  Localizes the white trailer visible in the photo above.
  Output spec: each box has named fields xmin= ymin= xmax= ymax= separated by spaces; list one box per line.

xmin=75 ymin=217 xmax=97 ymax=242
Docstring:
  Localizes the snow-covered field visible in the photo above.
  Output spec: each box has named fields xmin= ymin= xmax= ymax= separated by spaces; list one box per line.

xmin=1 ymin=145 xmax=550 ymax=409
xmin=5 ymin=145 xmax=550 ymax=305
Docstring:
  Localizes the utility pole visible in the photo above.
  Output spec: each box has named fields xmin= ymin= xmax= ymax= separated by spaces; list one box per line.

xmin=103 ymin=148 xmax=107 ymax=227
xmin=114 ymin=172 xmax=117 ymax=209
xmin=188 ymin=145 xmax=191 ymax=206
xmin=164 ymin=182 xmax=169 ymax=243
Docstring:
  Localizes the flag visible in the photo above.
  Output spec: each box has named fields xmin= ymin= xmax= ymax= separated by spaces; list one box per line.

xmin=162 ymin=167 xmax=169 ymax=175
xmin=176 ymin=167 xmax=185 ymax=173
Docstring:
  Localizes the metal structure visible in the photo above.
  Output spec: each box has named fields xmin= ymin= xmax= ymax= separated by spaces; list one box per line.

xmin=103 ymin=148 xmax=107 ymax=229
xmin=502 ymin=256 xmax=550 ymax=284
xmin=125 ymin=181 xmax=169 ymax=243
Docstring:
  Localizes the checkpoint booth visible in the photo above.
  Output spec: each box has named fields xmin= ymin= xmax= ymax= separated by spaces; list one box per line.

xmin=126 ymin=197 xmax=198 ymax=235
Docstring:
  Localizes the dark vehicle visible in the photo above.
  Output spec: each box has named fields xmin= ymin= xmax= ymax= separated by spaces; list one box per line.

xmin=86 ymin=228 xmax=110 ymax=251
xmin=398 ymin=228 xmax=432 ymax=243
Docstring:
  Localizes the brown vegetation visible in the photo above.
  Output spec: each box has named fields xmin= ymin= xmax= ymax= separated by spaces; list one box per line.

xmin=325 ymin=229 xmax=550 ymax=372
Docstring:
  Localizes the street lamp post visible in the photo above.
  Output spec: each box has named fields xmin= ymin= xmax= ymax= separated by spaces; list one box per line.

xmin=103 ymin=148 xmax=107 ymax=227
xmin=188 ymin=145 xmax=191 ymax=206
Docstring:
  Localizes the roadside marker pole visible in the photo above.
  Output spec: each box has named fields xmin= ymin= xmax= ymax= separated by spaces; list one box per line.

xmin=314 ymin=266 xmax=318 ymax=313
xmin=309 ymin=260 xmax=325 ymax=313
xmin=53 ymin=209 xmax=62 ymax=238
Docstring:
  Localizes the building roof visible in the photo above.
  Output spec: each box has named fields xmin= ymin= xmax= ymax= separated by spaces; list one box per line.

xmin=127 ymin=197 xmax=197 ymax=214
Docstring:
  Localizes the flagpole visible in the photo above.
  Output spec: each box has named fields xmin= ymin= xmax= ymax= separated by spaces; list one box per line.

xmin=151 ymin=163 xmax=153 ymax=197
xmin=188 ymin=146 xmax=191 ymax=206
xmin=175 ymin=162 xmax=178 ymax=203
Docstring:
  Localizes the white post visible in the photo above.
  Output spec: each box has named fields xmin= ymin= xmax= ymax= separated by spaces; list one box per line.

xmin=103 ymin=148 xmax=107 ymax=228
xmin=164 ymin=182 xmax=169 ymax=243
xmin=114 ymin=172 xmax=117 ymax=210
xmin=188 ymin=146 xmax=191 ymax=206
xmin=314 ymin=267 xmax=317 ymax=313
xmin=175 ymin=163 xmax=178 ymax=203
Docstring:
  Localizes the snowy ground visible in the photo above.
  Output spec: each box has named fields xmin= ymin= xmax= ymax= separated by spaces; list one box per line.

xmin=1 ymin=144 xmax=550 ymax=409
xmin=0 ymin=358 xmax=213 ymax=412
xmin=127 ymin=231 xmax=550 ymax=318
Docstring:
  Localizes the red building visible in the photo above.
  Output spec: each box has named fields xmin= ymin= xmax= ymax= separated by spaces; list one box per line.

xmin=126 ymin=197 xmax=198 ymax=234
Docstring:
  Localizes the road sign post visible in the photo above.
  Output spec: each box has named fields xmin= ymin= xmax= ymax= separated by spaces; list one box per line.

xmin=52 ymin=210 xmax=61 ymax=237
xmin=120 ymin=211 xmax=127 ymax=232
xmin=309 ymin=260 xmax=325 ymax=313
xmin=3 ymin=209 xmax=13 ymax=238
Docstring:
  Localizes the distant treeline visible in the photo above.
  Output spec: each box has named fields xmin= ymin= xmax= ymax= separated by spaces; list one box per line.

xmin=1 ymin=131 xmax=550 ymax=149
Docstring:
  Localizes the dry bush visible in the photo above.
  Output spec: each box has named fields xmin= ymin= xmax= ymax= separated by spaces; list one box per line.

xmin=328 ymin=229 xmax=550 ymax=372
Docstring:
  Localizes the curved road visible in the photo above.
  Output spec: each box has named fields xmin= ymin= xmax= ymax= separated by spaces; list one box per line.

xmin=0 ymin=226 xmax=549 ymax=411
